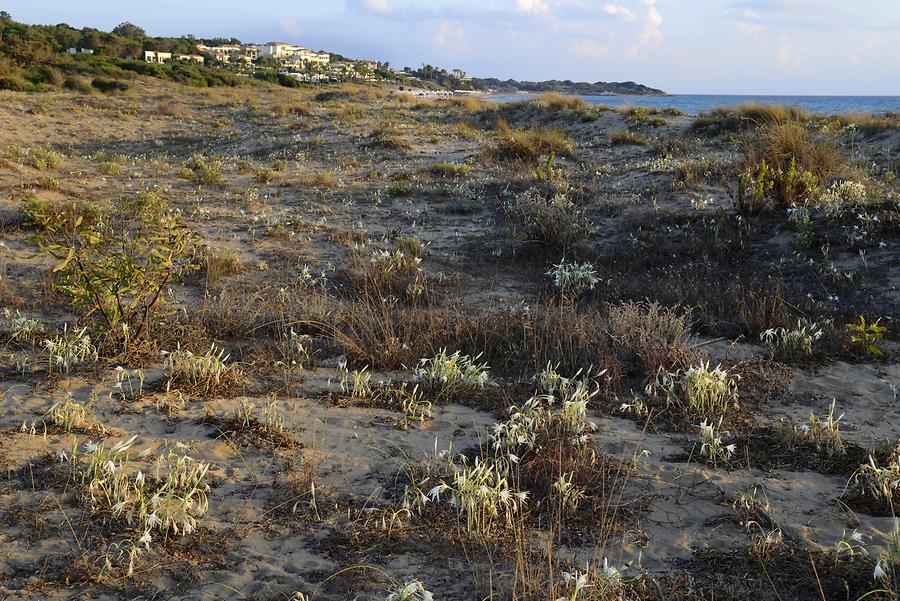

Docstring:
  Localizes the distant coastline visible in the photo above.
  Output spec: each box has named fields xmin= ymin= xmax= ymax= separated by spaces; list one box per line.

xmin=467 ymin=78 xmax=665 ymax=96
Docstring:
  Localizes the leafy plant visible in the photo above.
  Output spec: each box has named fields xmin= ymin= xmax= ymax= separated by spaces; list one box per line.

xmin=428 ymin=457 xmax=527 ymax=534
xmin=180 ymin=154 xmax=223 ymax=185
xmin=847 ymin=315 xmax=887 ymax=357
xmin=40 ymin=213 xmax=198 ymax=343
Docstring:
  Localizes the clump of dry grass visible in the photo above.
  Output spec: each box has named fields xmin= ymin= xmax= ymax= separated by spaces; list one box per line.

xmin=503 ymin=189 xmax=592 ymax=251
xmin=535 ymin=92 xmax=588 ymax=112
xmin=203 ymin=247 xmax=243 ymax=290
xmin=493 ymin=118 xmax=572 ymax=160
xmin=443 ymin=96 xmax=491 ymax=113
xmin=367 ymin=124 xmax=413 ymax=150
xmin=610 ymin=130 xmax=648 ymax=145
xmin=608 ymin=300 xmax=695 ymax=377
xmin=693 ymin=103 xmax=809 ymax=135
xmin=750 ymin=122 xmax=838 ymax=179
xmin=271 ymin=101 xmax=311 ymax=117
xmin=740 ymin=122 xmax=839 ymax=208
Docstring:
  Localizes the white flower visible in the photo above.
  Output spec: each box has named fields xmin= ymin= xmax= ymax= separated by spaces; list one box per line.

xmin=54 ymin=449 xmax=69 ymax=462
xmin=112 ymin=501 xmax=126 ymax=515
xmin=134 ymin=471 xmax=145 ymax=487
xmin=873 ymin=561 xmax=887 ymax=581
xmin=146 ymin=512 xmax=162 ymax=528
xmin=138 ymin=529 xmax=152 ymax=548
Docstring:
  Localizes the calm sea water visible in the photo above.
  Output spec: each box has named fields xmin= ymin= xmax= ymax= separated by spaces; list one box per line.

xmin=487 ymin=93 xmax=900 ymax=116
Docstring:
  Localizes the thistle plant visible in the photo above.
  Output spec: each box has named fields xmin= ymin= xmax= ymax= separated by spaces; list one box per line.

xmin=164 ymin=344 xmax=232 ymax=393
xmin=647 ymin=361 xmax=739 ymax=418
xmin=760 ymin=319 xmax=826 ymax=361
xmin=547 ymin=260 xmax=599 ymax=295
xmin=786 ymin=399 xmax=845 ymax=457
xmin=698 ymin=417 xmax=736 ymax=467
xmin=43 ymin=324 xmax=97 ymax=374
xmin=385 ymin=580 xmax=434 ymax=601
xmin=414 ymin=349 xmax=490 ymax=394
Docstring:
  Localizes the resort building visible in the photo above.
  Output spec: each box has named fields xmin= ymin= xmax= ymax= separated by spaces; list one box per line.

xmin=196 ymin=44 xmax=258 ymax=64
xmin=143 ymin=51 xmax=173 ymax=63
xmin=260 ymin=42 xmax=330 ymax=66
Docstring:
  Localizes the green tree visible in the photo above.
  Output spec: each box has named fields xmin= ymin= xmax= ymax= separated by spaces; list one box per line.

xmin=111 ymin=21 xmax=145 ymax=39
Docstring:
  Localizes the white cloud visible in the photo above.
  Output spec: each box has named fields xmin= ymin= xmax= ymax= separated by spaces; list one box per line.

xmin=736 ymin=21 xmax=765 ymax=34
xmin=775 ymin=33 xmax=804 ymax=69
xmin=627 ymin=0 xmax=663 ymax=58
xmin=569 ymin=39 xmax=610 ymax=60
xmin=434 ymin=20 xmax=468 ymax=48
xmin=639 ymin=0 xmax=663 ymax=45
xmin=516 ymin=0 xmax=550 ymax=15
xmin=348 ymin=0 xmax=392 ymax=15
xmin=603 ymin=3 xmax=636 ymax=21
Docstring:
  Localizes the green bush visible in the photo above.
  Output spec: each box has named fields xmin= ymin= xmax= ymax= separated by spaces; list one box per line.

xmin=91 ymin=77 xmax=129 ymax=93
xmin=0 ymin=75 xmax=34 ymax=92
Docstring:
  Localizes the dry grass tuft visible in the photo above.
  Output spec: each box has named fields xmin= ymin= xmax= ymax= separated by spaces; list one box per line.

xmin=534 ymin=92 xmax=588 ymax=112
xmin=493 ymin=119 xmax=573 ymax=160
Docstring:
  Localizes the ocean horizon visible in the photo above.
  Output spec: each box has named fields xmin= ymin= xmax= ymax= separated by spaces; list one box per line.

xmin=486 ymin=93 xmax=900 ymax=116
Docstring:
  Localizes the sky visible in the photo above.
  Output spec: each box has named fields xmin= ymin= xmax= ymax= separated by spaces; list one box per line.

xmin=4 ymin=0 xmax=900 ymax=95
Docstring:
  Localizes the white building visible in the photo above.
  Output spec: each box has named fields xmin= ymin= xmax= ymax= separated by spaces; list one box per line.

xmin=67 ymin=47 xmax=94 ymax=55
xmin=144 ymin=51 xmax=173 ymax=63
xmin=196 ymin=44 xmax=258 ymax=64
xmin=260 ymin=42 xmax=329 ymax=66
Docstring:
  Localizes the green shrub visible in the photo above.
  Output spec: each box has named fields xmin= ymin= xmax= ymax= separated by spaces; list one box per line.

xmin=39 ymin=213 xmax=198 ymax=343
xmin=91 ymin=78 xmax=129 ymax=93
xmin=180 ymin=154 xmax=223 ymax=185
xmin=24 ymin=197 xmax=104 ymax=235
xmin=387 ymin=180 xmax=412 ymax=197
xmin=0 ymin=75 xmax=35 ymax=92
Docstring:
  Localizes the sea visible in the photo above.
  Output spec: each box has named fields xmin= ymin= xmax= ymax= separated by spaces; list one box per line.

xmin=486 ymin=93 xmax=900 ymax=116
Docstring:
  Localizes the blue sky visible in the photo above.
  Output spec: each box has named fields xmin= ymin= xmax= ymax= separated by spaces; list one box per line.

xmin=5 ymin=0 xmax=900 ymax=94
